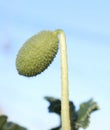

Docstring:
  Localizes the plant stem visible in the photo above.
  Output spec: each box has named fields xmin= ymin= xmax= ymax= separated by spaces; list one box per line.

xmin=55 ymin=30 xmax=71 ymax=130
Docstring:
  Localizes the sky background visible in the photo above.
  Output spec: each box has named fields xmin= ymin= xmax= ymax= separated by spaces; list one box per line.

xmin=0 ymin=0 xmax=110 ymax=130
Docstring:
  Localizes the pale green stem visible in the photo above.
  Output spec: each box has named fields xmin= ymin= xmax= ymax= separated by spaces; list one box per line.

xmin=55 ymin=30 xmax=71 ymax=130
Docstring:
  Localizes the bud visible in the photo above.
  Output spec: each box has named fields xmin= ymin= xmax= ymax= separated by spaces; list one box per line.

xmin=16 ymin=31 xmax=58 ymax=77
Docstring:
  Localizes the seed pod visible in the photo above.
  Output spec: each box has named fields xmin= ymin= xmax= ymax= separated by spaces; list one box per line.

xmin=16 ymin=31 xmax=59 ymax=77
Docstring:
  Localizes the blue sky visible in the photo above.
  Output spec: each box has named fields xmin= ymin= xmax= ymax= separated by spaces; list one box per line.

xmin=0 ymin=0 xmax=110 ymax=130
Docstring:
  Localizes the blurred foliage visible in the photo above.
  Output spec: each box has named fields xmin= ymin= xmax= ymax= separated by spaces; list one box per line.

xmin=0 ymin=115 xmax=27 ymax=130
xmin=45 ymin=96 xmax=99 ymax=130
xmin=0 ymin=97 xmax=99 ymax=130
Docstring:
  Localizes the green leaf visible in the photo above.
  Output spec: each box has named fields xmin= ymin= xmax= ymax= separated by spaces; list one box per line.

xmin=45 ymin=96 xmax=77 ymax=130
xmin=0 ymin=115 xmax=27 ymax=130
xmin=49 ymin=126 xmax=61 ymax=130
xmin=0 ymin=115 xmax=7 ymax=128
xmin=45 ymin=96 xmax=61 ymax=115
xmin=2 ymin=122 xmax=27 ymax=130
xmin=75 ymin=99 xmax=99 ymax=129
xmin=45 ymin=97 xmax=99 ymax=130
xmin=45 ymin=96 xmax=61 ymax=130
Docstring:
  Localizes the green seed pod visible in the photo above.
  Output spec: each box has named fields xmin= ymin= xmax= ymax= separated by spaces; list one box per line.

xmin=16 ymin=31 xmax=59 ymax=77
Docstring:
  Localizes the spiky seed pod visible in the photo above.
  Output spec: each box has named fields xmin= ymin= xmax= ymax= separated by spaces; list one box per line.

xmin=16 ymin=31 xmax=59 ymax=77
